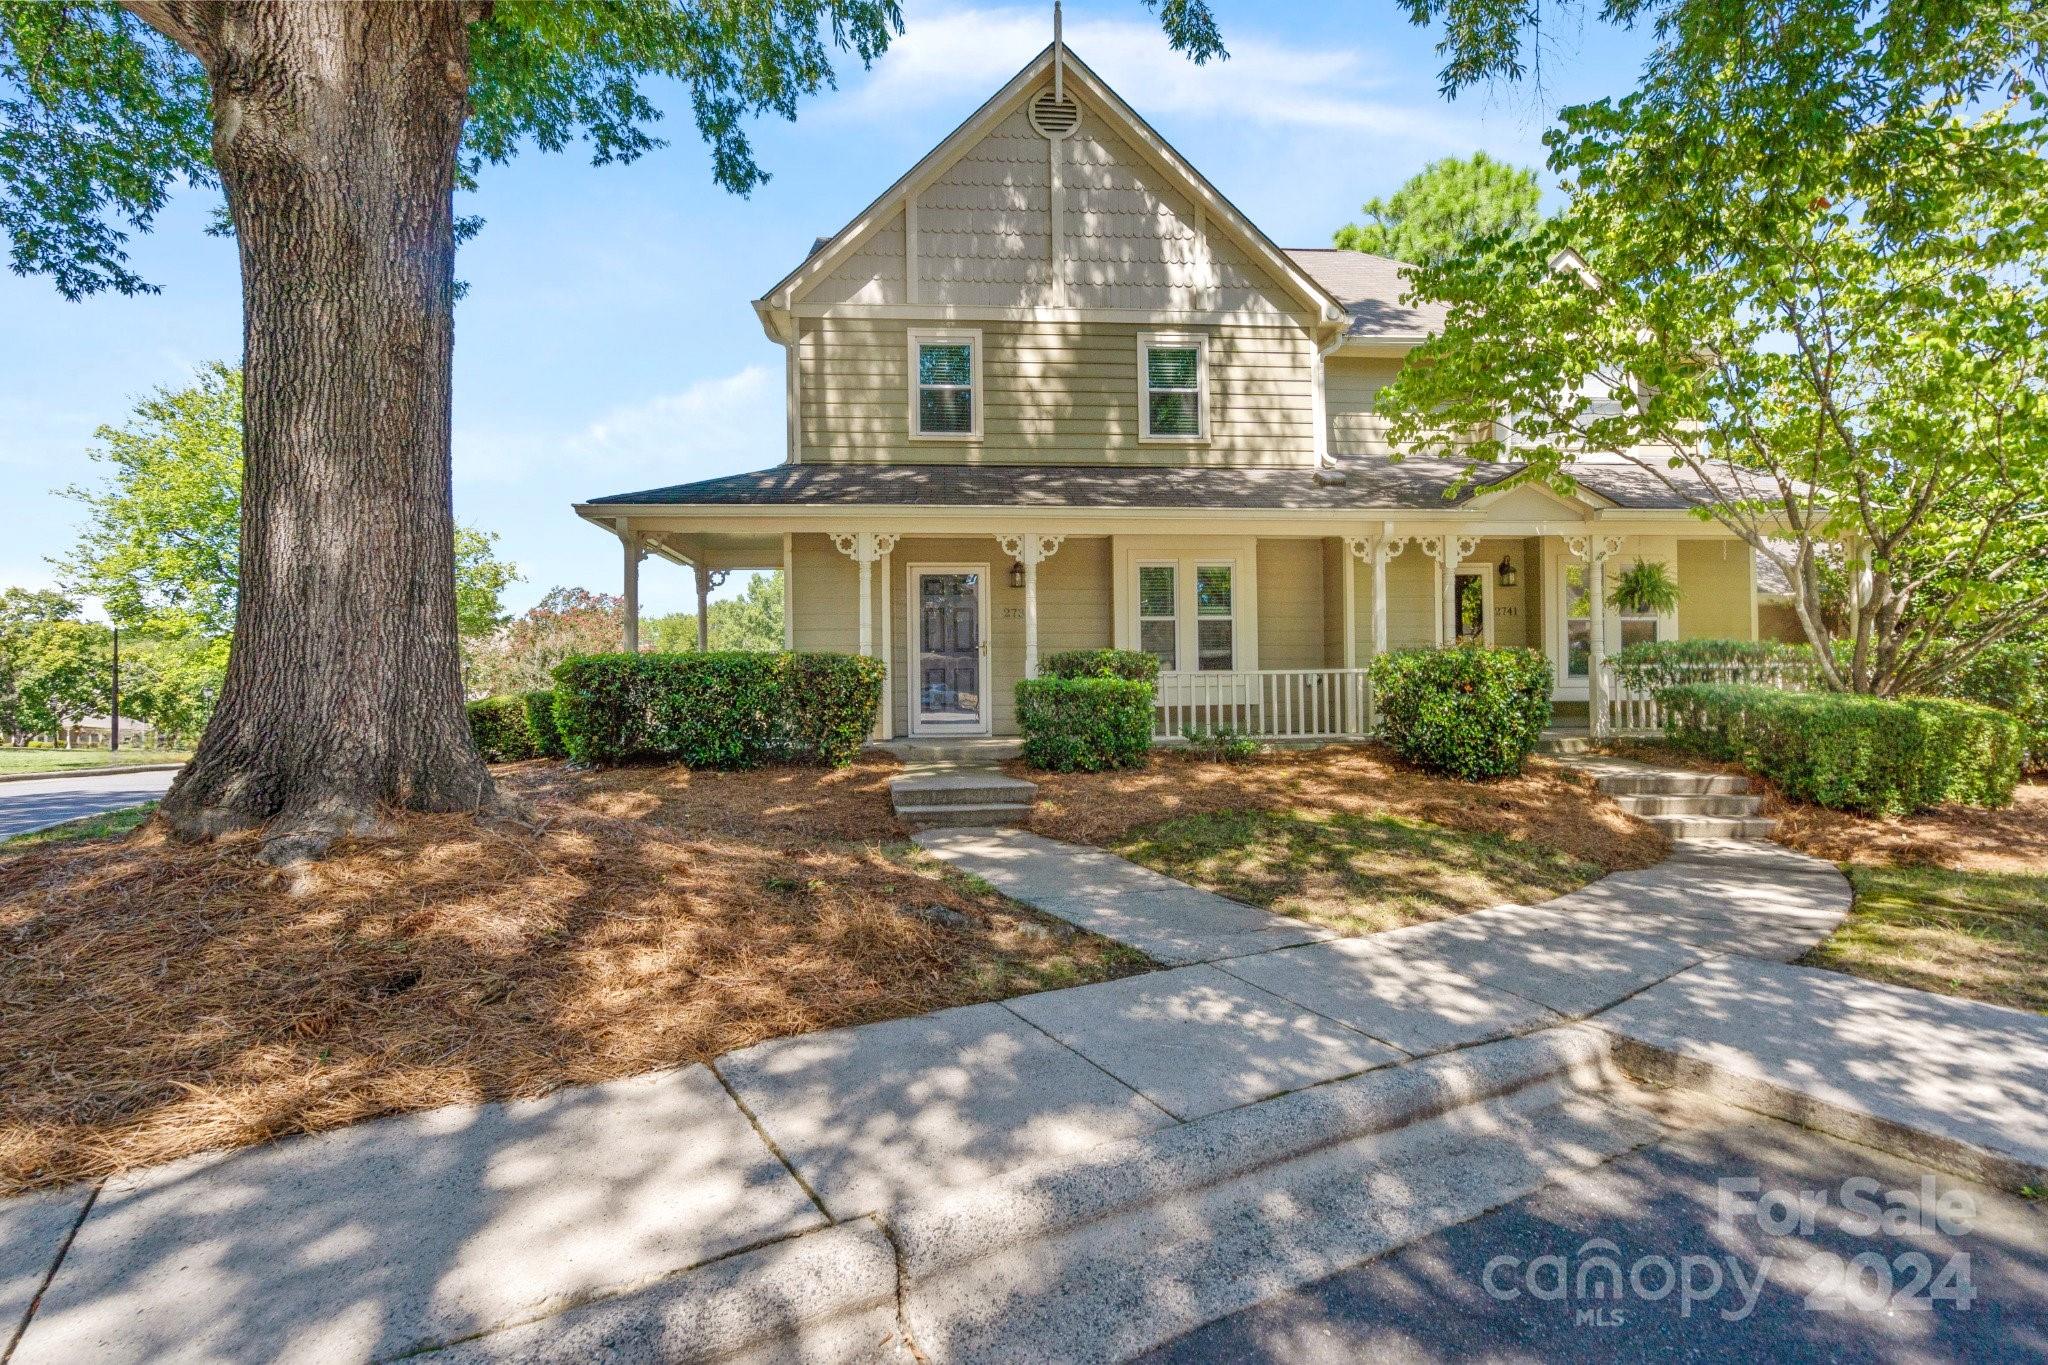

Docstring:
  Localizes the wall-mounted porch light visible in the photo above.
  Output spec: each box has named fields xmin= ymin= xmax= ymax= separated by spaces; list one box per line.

xmin=1497 ymin=555 xmax=1518 ymax=588
xmin=1008 ymin=560 xmax=1027 ymax=589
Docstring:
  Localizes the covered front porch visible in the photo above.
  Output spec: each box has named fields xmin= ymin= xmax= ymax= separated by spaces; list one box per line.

xmin=588 ymin=509 xmax=1755 ymax=745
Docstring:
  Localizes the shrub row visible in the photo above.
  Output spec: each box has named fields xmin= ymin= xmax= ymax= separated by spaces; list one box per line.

xmin=1369 ymin=646 xmax=1553 ymax=780
xmin=1658 ymin=684 xmax=2022 ymax=814
xmin=551 ymin=652 xmax=884 ymax=768
xmin=1948 ymin=640 xmax=2048 ymax=774
xmin=466 ymin=690 xmax=563 ymax=763
xmin=1017 ymin=675 xmax=1154 ymax=771
xmin=1609 ymin=638 xmax=1820 ymax=691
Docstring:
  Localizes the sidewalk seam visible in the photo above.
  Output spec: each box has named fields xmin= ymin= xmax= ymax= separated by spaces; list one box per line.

xmin=1 ymin=1179 xmax=99 ymax=1365
xmin=996 ymin=1001 xmax=1183 ymax=1125
xmin=707 ymin=1061 xmax=836 ymax=1224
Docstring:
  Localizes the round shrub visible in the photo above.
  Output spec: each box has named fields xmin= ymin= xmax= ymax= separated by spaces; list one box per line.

xmin=467 ymin=695 xmax=538 ymax=763
xmin=1369 ymin=646 xmax=1553 ymax=780
xmin=1017 ymin=676 xmax=1153 ymax=772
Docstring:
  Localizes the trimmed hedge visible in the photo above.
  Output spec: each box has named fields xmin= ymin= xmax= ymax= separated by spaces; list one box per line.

xmin=1658 ymin=684 xmax=2022 ymax=814
xmin=523 ymin=689 xmax=566 ymax=758
xmin=1949 ymin=641 xmax=2048 ymax=774
xmin=1610 ymin=638 xmax=1820 ymax=691
xmin=467 ymin=695 xmax=538 ymax=762
xmin=551 ymin=651 xmax=885 ymax=768
xmin=1369 ymin=646 xmax=1553 ymax=780
xmin=1017 ymin=676 xmax=1153 ymax=772
xmin=1041 ymin=648 xmax=1162 ymax=683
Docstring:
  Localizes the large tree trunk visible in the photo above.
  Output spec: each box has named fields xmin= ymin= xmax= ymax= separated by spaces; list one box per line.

xmin=156 ymin=2 xmax=494 ymax=862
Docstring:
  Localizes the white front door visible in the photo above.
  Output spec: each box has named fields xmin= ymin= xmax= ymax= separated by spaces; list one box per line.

xmin=909 ymin=565 xmax=991 ymax=736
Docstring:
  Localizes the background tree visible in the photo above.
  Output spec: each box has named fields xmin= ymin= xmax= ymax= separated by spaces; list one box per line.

xmin=1 ymin=0 xmax=1226 ymax=860
xmin=13 ymin=620 xmax=110 ymax=745
xmin=60 ymin=363 xmax=518 ymax=644
xmin=643 ymin=571 xmax=785 ymax=652
xmin=465 ymin=586 xmax=625 ymax=695
xmin=0 ymin=589 xmax=82 ymax=743
xmin=1375 ymin=0 xmax=2048 ymax=694
xmin=1332 ymin=151 xmax=1540 ymax=264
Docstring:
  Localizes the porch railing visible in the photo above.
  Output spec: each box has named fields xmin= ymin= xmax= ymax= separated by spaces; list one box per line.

xmin=1152 ymin=668 xmax=1374 ymax=742
xmin=1600 ymin=660 xmax=1822 ymax=737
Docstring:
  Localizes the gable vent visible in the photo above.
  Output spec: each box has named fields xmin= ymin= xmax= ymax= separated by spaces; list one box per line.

xmin=1028 ymin=89 xmax=1080 ymax=139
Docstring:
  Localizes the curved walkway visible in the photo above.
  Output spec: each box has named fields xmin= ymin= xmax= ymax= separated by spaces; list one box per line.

xmin=11 ymin=766 xmax=2047 ymax=1364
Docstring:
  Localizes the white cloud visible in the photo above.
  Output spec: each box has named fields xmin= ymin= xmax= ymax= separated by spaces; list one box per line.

xmin=828 ymin=5 xmax=1473 ymax=146
xmin=456 ymin=364 xmax=779 ymax=489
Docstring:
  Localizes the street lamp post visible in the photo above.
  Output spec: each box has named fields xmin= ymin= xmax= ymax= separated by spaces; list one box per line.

xmin=110 ymin=626 xmax=120 ymax=753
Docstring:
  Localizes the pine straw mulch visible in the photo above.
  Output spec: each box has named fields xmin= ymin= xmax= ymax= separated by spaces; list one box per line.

xmin=0 ymin=756 xmax=1149 ymax=1195
xmin=1598 ymin=740 xmax=2048 ymax=875
xmin=1015 ymin=743 xmax=1668 ymax=874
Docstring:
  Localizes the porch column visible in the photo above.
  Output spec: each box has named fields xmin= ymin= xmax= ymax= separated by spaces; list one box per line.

xmin=830 ymin=532 xmax=899 ymax=659
xmin=1569 ymin=535 xmax=1624 ymax=737
xmin=878 ymin=545 xmax=894 ymax=740
xmin=1436 ymin=531 xmax=1480 ymax=646
xmin=693 ymin=566 xmax=728 ymax=651
xmin=1000 ymin=533 xmax=1066 ymax=678
xmin=617 ymin=520 xmax=642 ymax=653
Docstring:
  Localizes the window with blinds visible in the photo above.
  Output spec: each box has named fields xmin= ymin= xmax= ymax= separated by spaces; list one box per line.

xmin=1137 ymin=564 xmax=1177 ymax=671
xmin=1141 ymin=334 xmax=1206 ymax=440
xmin=909 ymin=330 xmax=980 ymax=438
xmin=1195 ymin=564 xmax=1233 ymax=671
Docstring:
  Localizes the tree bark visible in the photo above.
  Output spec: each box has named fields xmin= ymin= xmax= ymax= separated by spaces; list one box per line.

xmin=157 ymin=2 xmax=494 ymax=862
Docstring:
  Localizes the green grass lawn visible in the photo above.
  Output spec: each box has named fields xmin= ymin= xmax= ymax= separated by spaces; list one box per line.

xmin=0 ymin=749 xmax=187 ymax=775
xmin=1113 ymin=809 xmax=1605 ymax=937
xmin=0 ymin=802 xmax=157 ymax=851
xmin=1801 ymin=865 xmax=2048 ymax=1014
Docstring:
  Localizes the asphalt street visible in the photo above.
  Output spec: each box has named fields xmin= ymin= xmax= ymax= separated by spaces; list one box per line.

xmin=1145 ymin=1111 xmax=2048 ymax=1363
xmin=0 ymin=768 xmax=178 ymax=838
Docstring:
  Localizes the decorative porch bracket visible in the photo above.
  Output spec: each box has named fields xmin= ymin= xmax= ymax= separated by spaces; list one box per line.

xmin=693 ymin=567 xmax=730 ymax=652
xmin=1565 ymin=534 xmax=1626 ymax=736
xmin=830 ymin=531 xmax=900 ymax=659
xmin=998 ymin=532 xmax=1066 ymax=678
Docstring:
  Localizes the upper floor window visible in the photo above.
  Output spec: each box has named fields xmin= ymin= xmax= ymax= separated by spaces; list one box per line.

xmin=1140 ymin=333 xmax=1207 ymax=442
xmin=909 ymin=328 xmax=981 ymax=440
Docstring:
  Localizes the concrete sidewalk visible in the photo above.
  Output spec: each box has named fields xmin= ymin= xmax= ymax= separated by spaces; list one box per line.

xmin=8 ymin=798 xmax=2044 ymax=1363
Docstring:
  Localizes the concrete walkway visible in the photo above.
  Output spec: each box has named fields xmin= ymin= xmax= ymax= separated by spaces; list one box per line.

xmin=8 ymin=764 xmax=2048 ymax=1363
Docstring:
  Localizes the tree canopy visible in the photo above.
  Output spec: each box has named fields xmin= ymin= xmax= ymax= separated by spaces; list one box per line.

xmin=59 ymin=363 xmax=519 ymax=642
xmin=2 ymin=0 xmax=1225 ymax=298
xmin=1332 ymin=151 xmax=1540 ymax=264
xmin=1374 ymin=0 xmax=2048 ymax=694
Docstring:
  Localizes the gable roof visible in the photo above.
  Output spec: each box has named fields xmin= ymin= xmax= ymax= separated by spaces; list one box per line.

xmin=1285 ymin=249 xmax=1448 ymax=340
xmin=755 ymin=43 xmax=1348 ymax=331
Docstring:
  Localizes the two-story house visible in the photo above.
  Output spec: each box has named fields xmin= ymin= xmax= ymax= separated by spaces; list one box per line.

xmin=576 ymin=41 xmax=1768 ymax=742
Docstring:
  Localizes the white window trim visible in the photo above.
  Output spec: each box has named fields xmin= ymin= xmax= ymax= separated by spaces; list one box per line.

xmin=1192 ymin=559 xmax=1237 ymax=672
xmin=907 ymin=327 xmax=983 ymax=442
xmin=1137 ymin=331 xmax=1210 ymax=444
xmin=1135 ymin=559 xmax=1180 ymax=673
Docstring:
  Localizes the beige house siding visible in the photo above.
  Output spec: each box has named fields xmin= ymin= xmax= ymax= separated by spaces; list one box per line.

xmin=1677 ymin=540 xmax=1756 ymax=640
xmin=798 ymin=317 xmax=1317 ymax=466
xmin=804 ymin=208 xmax=908 ymax=308
xmin=1255 ymin=538 xmax=1326 ymax=669
xmin=1324 ymin=354 xmax=1404 ymax=454
xmin=1320 ymin=538 xmax=1347 ymax=667
xmin=1522 ymin=536 xmax=1547 ymax=652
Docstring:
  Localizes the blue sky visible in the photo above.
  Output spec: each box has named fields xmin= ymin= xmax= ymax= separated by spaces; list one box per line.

xmin=0 ymin=1 xmax=1654 ymax=618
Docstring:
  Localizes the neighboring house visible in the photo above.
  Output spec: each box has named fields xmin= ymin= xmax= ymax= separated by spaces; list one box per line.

xmin=578 ymin=41 xmax=1767 ymax=741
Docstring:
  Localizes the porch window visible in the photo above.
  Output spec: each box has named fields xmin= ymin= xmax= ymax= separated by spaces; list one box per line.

xmin=909 ymin=329 xmax=981 ymax=439
xmin=1138 ymin=564 xmax=1178 ymax=670
xmin=1140 ymin=333 xmax=1207 ymax=440
xmin=1195 ymin=564 xmax=1234 ymax=670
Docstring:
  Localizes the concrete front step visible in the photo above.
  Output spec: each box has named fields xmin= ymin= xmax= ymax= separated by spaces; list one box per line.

xmin=1536 ymin=735 xmax=1594 ymax=756
xmin=890 ymin=772 xmax=1038 ymax=808
xmin=1642 ymin=813 xmax=1777 ymax=839
xmin=896 ymin=803 xmax=1035 ymax=831
xmin=1597 ymin=771 xmax=1752 ymax=796
xmin=1613 ymin=792 xmax=1764 ymax=818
